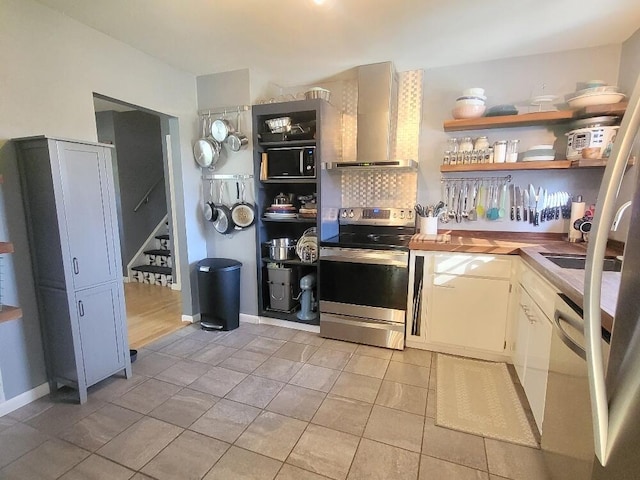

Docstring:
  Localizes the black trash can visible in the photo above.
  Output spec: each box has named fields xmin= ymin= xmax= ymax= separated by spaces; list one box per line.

xmin=197 ymin=258 xmax=242 ymax=331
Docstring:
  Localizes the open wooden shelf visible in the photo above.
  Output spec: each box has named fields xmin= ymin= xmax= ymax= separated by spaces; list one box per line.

xmin=0 ymin=242 xmax=14 ymax=254
xmin=0 ymin=305 xmax=23 ymax=323
xmin=443 ymin=103 xmax=628 ymax=132
xmin=439 ymin=158 xmax=623 ymax=173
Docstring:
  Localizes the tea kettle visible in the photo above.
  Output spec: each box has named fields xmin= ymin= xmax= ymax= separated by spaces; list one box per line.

xmin=274 ymin=192 xmax=294 ymax=205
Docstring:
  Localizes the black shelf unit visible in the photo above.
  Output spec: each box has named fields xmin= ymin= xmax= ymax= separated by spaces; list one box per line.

xmin=253 ymin=99 xmax=341 ymax=325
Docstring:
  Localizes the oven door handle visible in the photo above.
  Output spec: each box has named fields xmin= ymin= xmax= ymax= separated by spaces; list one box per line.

xmin=320 ymin=255 xmax=407 ymax=267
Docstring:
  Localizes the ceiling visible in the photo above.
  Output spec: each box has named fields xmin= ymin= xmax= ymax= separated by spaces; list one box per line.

xmin=38 ymin=0 xmax=640 ymax=85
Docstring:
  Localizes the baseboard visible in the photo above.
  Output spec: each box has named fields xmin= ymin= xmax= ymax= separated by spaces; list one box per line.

xmin=122 ymin=276 xmax=131 ymax=283
xmin=257 ymin=316 xmax=320 ymax=333
xmin=170 ymin=282 xmax=181 ymax=291
xmin=181 ymin=313 xmax=201 ymax=324
xmin=0 ymin=382 xmax=50 ymax=417
xmin=239 ymin=313 xmax=260 ymax=324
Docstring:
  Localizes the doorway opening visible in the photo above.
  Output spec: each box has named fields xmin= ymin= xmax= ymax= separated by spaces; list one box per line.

xmin=93 ymin=94 xmax=184 ymax=348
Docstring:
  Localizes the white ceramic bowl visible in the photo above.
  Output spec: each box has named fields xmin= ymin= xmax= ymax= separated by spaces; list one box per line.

xmin=452 ymin=105 xmax=486 ymax=119
xmin=462 ymin=87 xmax=485 ymax=97
xmin=455 ymin=97 xmax=486 ymax=106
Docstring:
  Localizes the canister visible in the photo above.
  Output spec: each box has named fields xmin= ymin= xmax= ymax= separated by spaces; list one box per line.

xmin=493 ymin=141 xmax=507 ymax=163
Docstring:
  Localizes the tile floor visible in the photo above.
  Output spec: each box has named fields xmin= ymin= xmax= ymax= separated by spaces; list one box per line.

xmin=0 ymin=323 xmax=550 ymax=480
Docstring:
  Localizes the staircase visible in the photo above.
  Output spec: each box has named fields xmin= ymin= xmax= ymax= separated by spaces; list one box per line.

xmin=129 ymin=221 xmax=173 ymax=288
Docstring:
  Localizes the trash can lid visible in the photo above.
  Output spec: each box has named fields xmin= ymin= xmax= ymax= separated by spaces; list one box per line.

xmin=197 ymin=258 xmax=242 ymax=272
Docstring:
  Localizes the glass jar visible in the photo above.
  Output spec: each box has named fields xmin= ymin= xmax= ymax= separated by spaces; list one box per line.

xmin=474 ymin=136 xmax=490 ymax=151
xmin=443 ymin=150 xmax=451 ymax=165
xmin=447 ymin=138 xmax=459 ymax=154
xmin=493 ymin=141 xmax=507 ymax=163
xmin=506 ymin=139 xmax=520 ymax=163
xmin=460 ymin=136 xmax=474 ymax=152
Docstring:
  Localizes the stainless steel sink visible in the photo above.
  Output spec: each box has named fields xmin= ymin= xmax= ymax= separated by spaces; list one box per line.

xmin=541 ymin=253 xmax=623 ymax=272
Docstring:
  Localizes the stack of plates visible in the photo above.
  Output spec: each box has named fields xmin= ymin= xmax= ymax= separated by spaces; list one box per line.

xmin=265 ymin=204 xmax=297 ymax=219
xmin=566 ymin=83 xmax=625 ymax=108
xmin=522 ymin=144 xmax=556 ymax=162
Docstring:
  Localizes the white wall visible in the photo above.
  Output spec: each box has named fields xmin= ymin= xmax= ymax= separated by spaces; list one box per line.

xmin=0 ymin=0 xmax=204 ymax=401
xmin=418 ymin=44 xmax=622 ymax=233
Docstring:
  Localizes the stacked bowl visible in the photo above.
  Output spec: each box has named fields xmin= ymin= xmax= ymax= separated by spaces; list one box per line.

xmin=565 ymin=81 xmax=625 ymax=108
xmin=452 ymin=88 xmax=487 ymax=119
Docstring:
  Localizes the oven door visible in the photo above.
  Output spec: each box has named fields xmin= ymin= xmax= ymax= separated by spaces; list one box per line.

xmin=318 ymin=247 xmax=409 ymax=349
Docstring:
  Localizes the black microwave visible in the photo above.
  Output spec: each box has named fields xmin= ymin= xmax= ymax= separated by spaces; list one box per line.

xmin=261 ymin=146 xmax=316 ymax=179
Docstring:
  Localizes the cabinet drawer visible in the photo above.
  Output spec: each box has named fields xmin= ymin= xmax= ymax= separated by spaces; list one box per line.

xmin=520 ymin=262 xmax=558 ymax=319
xmin=434 ymin=253 xmax=512 ymax=279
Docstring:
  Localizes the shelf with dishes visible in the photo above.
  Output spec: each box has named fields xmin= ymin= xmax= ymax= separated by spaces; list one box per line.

xmin=443 ymin=103 xmax=628 ymax=132
xmin=261 ymin=257 xmax=317 ymax=266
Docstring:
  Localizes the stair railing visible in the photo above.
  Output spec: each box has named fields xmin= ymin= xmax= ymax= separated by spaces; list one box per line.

xmin=134 ymin=176 xmax=164 ymax=212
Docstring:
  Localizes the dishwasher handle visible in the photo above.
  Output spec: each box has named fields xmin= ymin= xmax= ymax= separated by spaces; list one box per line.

xmin=553 ymin=310 xmax=587 ymax=360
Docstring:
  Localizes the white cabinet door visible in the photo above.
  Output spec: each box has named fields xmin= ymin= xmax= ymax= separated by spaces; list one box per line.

xmin=523 ymin=296 xmax=553 ymax=432
xmin=513 ymin=290 xmax=530 ymax=386
xmin=57 ymin=142 xmax=118 ymax=290
xmin=428 ymin=274 xmax=510 ymax=353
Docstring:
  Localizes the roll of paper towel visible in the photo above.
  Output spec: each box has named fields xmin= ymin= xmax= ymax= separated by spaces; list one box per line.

xmin=569 ymin=200 xmax=586 ymax=242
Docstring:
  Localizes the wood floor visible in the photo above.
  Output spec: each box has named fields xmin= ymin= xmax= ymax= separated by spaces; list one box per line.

xmin=124 ymin=282 xmax=185 ymax=349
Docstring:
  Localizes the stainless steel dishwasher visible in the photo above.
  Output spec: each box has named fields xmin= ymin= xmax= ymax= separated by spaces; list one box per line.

xmin=541 ymin=294 xmax=610 ymax=480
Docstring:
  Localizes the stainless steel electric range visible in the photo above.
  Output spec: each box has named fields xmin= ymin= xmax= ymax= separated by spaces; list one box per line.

xmin=319 ymin=207 xmax=415 ymax=350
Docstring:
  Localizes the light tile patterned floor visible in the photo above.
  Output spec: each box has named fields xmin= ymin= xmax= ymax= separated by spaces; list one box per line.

xmin=0 ymin=323 xmax=550 ymax=479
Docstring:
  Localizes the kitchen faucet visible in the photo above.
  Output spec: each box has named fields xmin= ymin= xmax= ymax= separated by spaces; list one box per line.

xmin=611 ymin=201 xmax=632 ymax=231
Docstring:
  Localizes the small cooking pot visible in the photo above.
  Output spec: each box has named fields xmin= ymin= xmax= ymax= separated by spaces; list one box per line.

xmin=274 ymin=192 xmax=294 ymax=205
xmin=267 ymin=238 xmax=297 ymax=261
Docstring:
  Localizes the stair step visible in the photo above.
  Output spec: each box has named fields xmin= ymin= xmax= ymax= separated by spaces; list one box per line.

xmin=155 ymin=234 xmax=170 ymax=240
xmin=144 ymin=249 xmax=171 ymax=257
xmin=131 ymin=265 xmax=172 ymax=275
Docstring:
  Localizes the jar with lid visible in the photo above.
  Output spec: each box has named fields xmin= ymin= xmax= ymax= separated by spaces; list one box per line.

xmin=506 ymin=139 xmax=519 ymax=163
xmin=459 ymin=136 xmax=474 ymax=152
xmin=493 ymin=141 xmax=507 ymax=163
xmin=443 ymin=150 xmax=451 ymax=165
xmin=474 ymin=136 xmax=489 ymax=151
xmin=446 ymin=138 xmax=459 ymax=165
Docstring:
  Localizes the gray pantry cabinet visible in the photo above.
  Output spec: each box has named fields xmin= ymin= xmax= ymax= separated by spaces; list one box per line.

xmin=15 ymin=136 xmax=131 ymax=403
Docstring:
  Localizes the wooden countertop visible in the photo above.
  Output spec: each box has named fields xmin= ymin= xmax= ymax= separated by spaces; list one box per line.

xmin=410 ymin=230 xmax=623 ymax=332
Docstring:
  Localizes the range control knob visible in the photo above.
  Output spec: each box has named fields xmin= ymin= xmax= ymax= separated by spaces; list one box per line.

xmin=408 ymin=210 xmax=413 ymax=219
xmin=348 ymin=209 xmax=355 ymax=218
xmin=341 ymin=210 xmax=347 ymax=218
xmin=400 ymin=210 xmax=405 ymax=219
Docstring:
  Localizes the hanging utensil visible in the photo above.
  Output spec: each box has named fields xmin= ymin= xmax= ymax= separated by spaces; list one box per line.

xmin=467 ymin=182 xmax=478 ymax=221
xmin=204 ymin=179 xmax=218 ymax=222
xmin=193 ymin=115 xmax=221 ymax=168
xmin=476 ymin=183 xmax=486 ymax=218
xmin=213 ymin=182 xmax=235 ymax=234
xmin=226 ymin=110 xmax=249 ymax=152
xmin=231 ymin=180 xmax=256 ymax=229
xmin=211 ymin=111 xmax=236 ymax=142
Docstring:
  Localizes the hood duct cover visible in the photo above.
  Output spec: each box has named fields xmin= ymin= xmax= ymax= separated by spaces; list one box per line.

xmin=327 ymin=61 xmax=416 ymax=170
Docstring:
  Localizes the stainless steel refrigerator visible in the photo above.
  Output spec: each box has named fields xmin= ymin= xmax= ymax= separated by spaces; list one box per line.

xmin=542 ymin=74 xmax=640 ymax=479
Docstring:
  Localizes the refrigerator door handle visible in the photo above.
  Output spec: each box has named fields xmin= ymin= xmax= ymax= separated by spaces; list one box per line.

xmin=584 ymin=73 xmax=640 ymax=467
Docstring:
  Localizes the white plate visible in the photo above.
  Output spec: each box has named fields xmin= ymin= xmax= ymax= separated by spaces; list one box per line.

xmin=264 ymin=212 xmax=297 ymax=218
xmin=567 ymin=92 xmax=626 ymax=108
xmin=521 ymin=155 xmax=556 ymax=162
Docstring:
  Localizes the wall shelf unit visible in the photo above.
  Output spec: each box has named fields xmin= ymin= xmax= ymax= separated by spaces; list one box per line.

xmin=252 ymin=99 xmax=341 ymax=325
xmin=0 ymin=175 xmax=23 ymax=324
xmin=443 ymin=103 xmax=628 ymax=132
xmin=441 ymin=158 xmax=634 ymax=173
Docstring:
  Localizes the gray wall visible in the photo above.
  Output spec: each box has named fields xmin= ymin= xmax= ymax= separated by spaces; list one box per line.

xmin=0 ymin=0 xmax=200 ymax=404
xmin=196 ymin=69 xmax=259 ymax=316
xmin=96 ymin=111 xmax=167 ymax=274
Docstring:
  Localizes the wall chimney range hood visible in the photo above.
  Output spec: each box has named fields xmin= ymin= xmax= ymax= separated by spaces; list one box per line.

xmin=326 ymin=62 xmax=417 ymax=171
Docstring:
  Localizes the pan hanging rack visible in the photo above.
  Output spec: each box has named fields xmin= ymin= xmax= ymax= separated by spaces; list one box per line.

xmin=202 ymin=173 xmax=253 ymax=181
xmin=198 ymin=105 xmax=250 ymax=117
xmin=440 ymin=174 xmax=512 ymax=184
